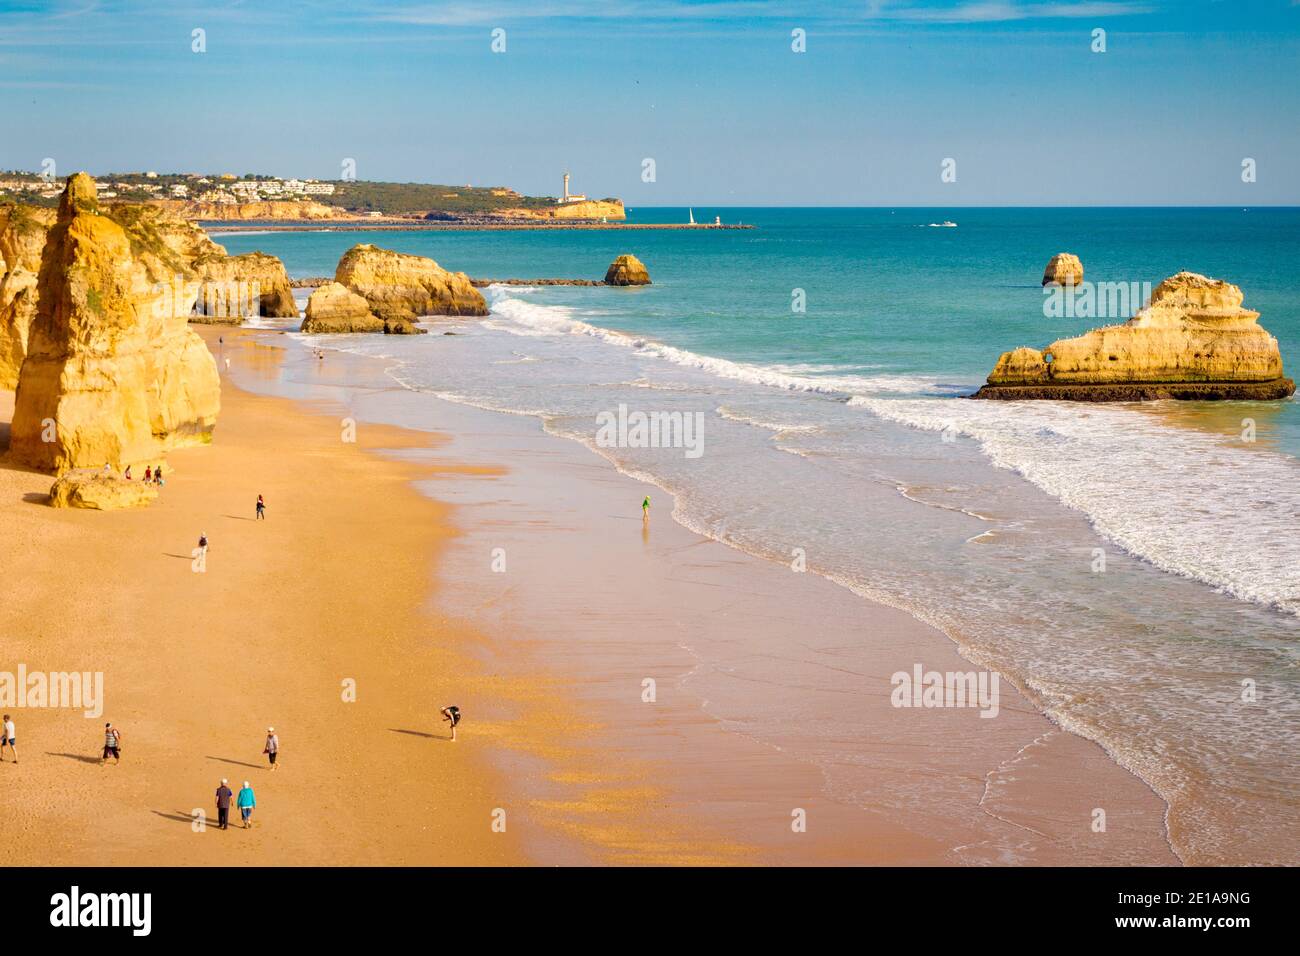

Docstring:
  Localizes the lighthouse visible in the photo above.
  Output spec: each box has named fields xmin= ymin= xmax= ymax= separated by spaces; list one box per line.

xmin=558 ymin=171 xmax=586 ymax=205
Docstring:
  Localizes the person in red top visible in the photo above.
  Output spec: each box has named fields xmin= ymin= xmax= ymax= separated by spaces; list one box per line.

xmin=215 ymin=779 xmax=234 ymax=830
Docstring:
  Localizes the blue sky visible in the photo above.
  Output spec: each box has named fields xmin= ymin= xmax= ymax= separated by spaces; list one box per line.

xmin=1 ymin=0 xmax=1298 ymax=204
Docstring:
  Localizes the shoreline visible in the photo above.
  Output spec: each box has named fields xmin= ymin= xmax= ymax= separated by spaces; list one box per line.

xmin=229 ymin=324 xmax=1182 ymax=865
xmin=0 ymin=318 xmax=1189 ymax=866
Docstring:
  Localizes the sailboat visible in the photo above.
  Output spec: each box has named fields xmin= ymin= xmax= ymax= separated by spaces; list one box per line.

xmin=688 ymin=208 xmax=695 ymax=225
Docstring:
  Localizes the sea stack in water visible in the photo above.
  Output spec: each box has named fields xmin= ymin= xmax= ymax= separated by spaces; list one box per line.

xmin=9 ymin=173 xmax=221 ymax=473
xmin=334 ymin=243 xmax=487 ymax=322
xmin=974 ymin=271 xmax=1295 ymax=401
xmin=1042 ymin=253 xmax=1084 ymax=287
xmin=604 ymin=254 xmax=651 ymax=286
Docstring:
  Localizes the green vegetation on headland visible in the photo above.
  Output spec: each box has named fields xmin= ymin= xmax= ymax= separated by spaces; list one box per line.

xmin=0 ymin=170 xmax=620 ymax=218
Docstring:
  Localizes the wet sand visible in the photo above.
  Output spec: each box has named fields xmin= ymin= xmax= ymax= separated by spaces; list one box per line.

xmin=228 ymin=328 xmax=1182 ymax=866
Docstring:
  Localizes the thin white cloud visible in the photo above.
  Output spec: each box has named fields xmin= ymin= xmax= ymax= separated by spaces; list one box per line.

xmin=866 ymin=2 xmax=1155 ymax=22
xmin=370 ymin=0 xmax=1155 ymax=27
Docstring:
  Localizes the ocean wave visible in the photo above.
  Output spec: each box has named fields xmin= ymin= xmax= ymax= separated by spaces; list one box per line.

xmin=850 ymin=396 xmax=1300 ymax=616
xmin=715 ymin=405 xmax=823 ymax=434
xmin=487 ymin=294 xmax=964 ymax=397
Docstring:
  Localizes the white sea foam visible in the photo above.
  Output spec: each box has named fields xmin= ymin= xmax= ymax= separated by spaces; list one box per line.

xmin=487 ymin=294 xmax=959 ymax=397
xmin=850 ymin=396 xmax=1300 ymax=615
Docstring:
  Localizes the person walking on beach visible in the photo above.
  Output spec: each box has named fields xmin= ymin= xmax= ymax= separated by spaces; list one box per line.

xmin=102 ymin=722 xmax=121 ymax=764
xmin=237 ymin=781 xmax=256 ymax=828
xmin=441 ymin=705 xmax=461 ymax=742
xmin=256 ymin=495 xmax=266 ymax=520
xmin=642 ymin=495 xmax=650 ymax=522
xmin=154 ymin=465 xmax=164 ymax=486
xmin=215 ymin=779 xmax=233 ymax=830
xmin=124 ymin=465 xmax=132 ymax=480
xmin=263 ymin=728 xmax=279 ymax=770
xmin=198 ymin=532 xmax=208 ymax=558
xmin=144 ymin=466 xmax=152 ymax=483
xmin=1 ymin=714 xmax=15 ymax=763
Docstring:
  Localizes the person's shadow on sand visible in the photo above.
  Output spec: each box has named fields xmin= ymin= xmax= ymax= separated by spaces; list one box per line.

xmin=46 ymin=751 xmax=103 ymax=764
xmin=151 ymin=810 xmax=199 ymax=826
xmin=205 ymin=755 xmax=262 ymax=769
xmin=390 ymin=728 xmax=450 ymax=741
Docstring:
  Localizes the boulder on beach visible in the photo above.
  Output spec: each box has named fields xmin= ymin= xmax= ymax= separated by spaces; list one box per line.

xmin=48 ymin=471 xmax=159 ymax=510
xmin=300 ymin=281 xmax=384 ymax=333
xmin=604 ymin=253 xmax=651 ymax=286
xmin=334 ymin=243 xmax=487 ymax=322
xmin=1042 ymin=252 xmax=1084 ymax=287
xmin=9 ymin=173 xmax=221 ymax=474
xmin=974 ymin=271 xmax=1295 ymax=401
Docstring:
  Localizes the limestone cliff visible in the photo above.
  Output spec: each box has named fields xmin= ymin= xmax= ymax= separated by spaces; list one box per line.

xmin=0 ymin=204 xmax=55 ymax=387
xmin=153 ymin=199 xmax=353 ymax=221
xmin=300 ymin=282 xmax=384 ymax=333
xmin=604 ymin=254 xmax=651 ymax=286
xmin=974 ymin=271 xmax=1295 ymax=401
xmin=499 ymin=200 xmax=626 ymax=221
xmin=9 ymin=173 xmax=221 ymax=472
xmin=1042 ymin=253 xmax=1084 ymax=287
xmin=334 ymin=243 xmax=487 ymax=321
xmin=193 ymin=251 xmax=298 ymax=321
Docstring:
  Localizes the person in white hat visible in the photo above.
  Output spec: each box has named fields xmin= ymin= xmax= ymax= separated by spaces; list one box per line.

xmin=237 ymin=780 xmax=256 ymax=828
xmin=263 ymin=727 xmax=279 ymax=770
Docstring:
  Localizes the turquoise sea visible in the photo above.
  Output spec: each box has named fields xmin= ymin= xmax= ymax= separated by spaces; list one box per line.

xmin=222 ymin=208 xmax=1300 ymax=864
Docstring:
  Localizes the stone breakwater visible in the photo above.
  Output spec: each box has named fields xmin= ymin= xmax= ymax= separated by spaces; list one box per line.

xmin=973 ymin=271 xmax=1295 ymax=402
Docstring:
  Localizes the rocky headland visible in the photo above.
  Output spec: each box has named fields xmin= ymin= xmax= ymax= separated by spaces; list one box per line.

xmin=1 ymin=195 xmax=297 ymax=381
xmin=973 ymin=271 xmax=1295 ymax=401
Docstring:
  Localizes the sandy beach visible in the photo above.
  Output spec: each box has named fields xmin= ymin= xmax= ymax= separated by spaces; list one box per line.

xmin=0 ymin=341 xmax=534 ymax=864
xmin=0 ymin=326 xmax=1187 ymax=865
xmin=0 ymin=324 xmax=1166 ymax=867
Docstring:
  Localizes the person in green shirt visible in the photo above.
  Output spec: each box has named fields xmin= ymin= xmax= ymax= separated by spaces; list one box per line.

xmin=642 ymin=495 xmax=650 ymax=522
xmin=237 ymin=781 xmax=256 ymax=829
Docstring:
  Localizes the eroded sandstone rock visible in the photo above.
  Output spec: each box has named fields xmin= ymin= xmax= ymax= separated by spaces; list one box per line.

xmin=335 ymin=244 xmax=487 ymax=321
xmin=194 ymin=251 xmax=298 ymax=321
xmin=9 ymin=173 xmax=221 ymax=472
xmin=300 ymin=281 xmax=384 ymax=333
xmin=1042 ymin=253 xmax=1084 ymax=287
xmin=48 ymin=470 xmax=159 ymax=509
xmin=974 ymin=271 xmax=1294 ymax=401
xmin=0 ymin=204 xmax=55 ymax=387
xmin=604 ymin=253 xmax=650 ymax=286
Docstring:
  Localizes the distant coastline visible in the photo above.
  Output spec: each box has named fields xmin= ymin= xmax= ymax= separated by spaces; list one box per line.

xmin=203 ymin=220 xmax=754 ymax=234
